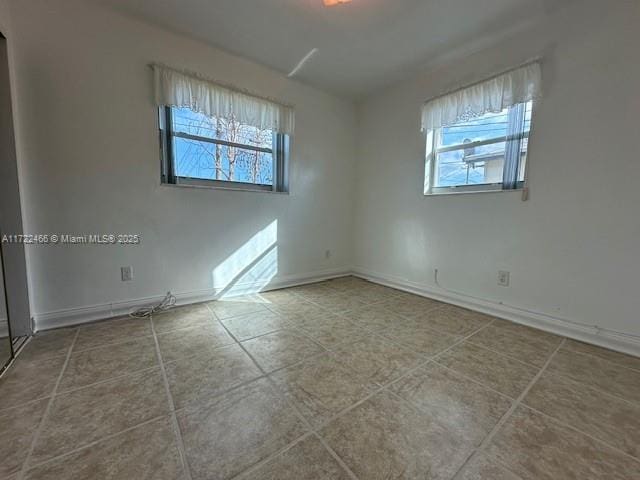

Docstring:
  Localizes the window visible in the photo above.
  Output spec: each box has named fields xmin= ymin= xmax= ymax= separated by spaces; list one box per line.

xmin=421 ymin=62 xmax=541 ymax=195
xmin=160 ymin=106 xmax=289 ymax=192
xmin=426 ymin=101 xmax=532 ymax=194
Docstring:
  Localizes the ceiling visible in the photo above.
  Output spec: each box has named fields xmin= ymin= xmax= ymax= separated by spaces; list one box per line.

xmin=95 ymin=0 xmax=566 ymax=98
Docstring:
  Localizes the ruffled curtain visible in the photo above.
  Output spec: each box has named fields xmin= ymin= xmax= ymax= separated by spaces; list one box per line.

xmin=421 ymin=62 xmax=541 ymax=133
xmin=152 ymin=64 xmax=295 ymax=135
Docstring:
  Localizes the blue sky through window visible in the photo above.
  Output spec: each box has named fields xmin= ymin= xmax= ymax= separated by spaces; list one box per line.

xmin=171 ymin=107 xmax=274 ymax=185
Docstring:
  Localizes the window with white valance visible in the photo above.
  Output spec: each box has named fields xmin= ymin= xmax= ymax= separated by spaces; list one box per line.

xmin=153 ymin=64 xmax=294 ymax=192
xmin=422 ymin=62 xmax=542 ymax=195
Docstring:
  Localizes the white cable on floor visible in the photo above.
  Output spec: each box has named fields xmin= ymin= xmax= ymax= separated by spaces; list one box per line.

xmin=129 ymin=291 xmax=177 ymax=318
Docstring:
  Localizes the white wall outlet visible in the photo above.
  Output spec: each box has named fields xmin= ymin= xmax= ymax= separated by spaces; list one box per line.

xmin=121 ymin=266 xmax=133 ymax=282
xmin=498 ymin=270 xmax=510 ymax=287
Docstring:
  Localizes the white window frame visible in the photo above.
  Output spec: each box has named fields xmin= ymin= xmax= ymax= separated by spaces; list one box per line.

xmin=159 ymin=106 xmax=290 ymax=193
xmin=424 ymin=102 xmax=532 ymax=196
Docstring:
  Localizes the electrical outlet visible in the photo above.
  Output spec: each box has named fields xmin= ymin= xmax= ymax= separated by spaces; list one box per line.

xmin=121 ymin=266 xmax=133 ymax=282
xmin=325 ymin=249 xmax=331 ymax=259
xmin=498 ymin=270 xmax=510 ymax=287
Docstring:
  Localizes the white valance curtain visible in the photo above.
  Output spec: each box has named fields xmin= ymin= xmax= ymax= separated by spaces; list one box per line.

xmin=152 ymin=64 xmax=295 ymax=135
xmin=421 ymin=62 xmax=542 ymax=133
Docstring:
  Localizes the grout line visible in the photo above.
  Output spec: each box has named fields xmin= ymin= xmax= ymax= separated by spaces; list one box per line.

xmin=312 ymin=432 xmax=360 ymax=480
xmin=517 ymin=402 xmax=640 ymax=464
xmin=231 ymin=290 xmax=640 ymax=471
xmin=290 ymin=319 xmax=498 ymax=436
xmin=451 ymin=338 xmax=567 ymax=479
xmin=229 ymin=432 xmax=316 ymax=480
xmin=538 ymin=367 xmax=640 ymax=409
xmin=464 ymin=336 xmax=562 ymax=369
xmin=17 ymin=328 xmax=80 ymax=480
xmin=70 ymin=332 xmax=155 ymax=356
xmin=20 ymin=282 xmax=636 ymax=478
xmin=54 ymin=365 xmax=161 ymax=397
xmin=150 ymin=317 xmax=193 ymax=480
xmin=23 ymin=415 xmax=168 ymax=472
xmin=429 ymin=360 xmax=517 ymax=401
xmin=559 ymin=343 xmax=640 ymax=374
xmin=207 ymin=302 xmax=361 ymax=480
xmin=0 ymin=393 xmax=54 ymax=415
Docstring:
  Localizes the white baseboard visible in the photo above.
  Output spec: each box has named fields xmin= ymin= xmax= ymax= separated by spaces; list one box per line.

xmin=34 ymin=267 xmax=351 ymax=332
xmin=31 ymin=264 xmax=640 ymax=359
xmin=353 ymin=267 xmax=640 ymax=358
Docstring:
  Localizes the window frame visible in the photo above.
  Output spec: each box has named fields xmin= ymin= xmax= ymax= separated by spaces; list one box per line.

xmin=159 ymin=106 xmax=289 ymax=193
xmin=424 ymin=102 xmax=531 ymax=196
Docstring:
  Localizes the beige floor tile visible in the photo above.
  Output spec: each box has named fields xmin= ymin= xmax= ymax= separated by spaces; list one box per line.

xmin=345 ymin=286 xmax=398 ymax=304
xmin=310 ymin=294 xmax=369 ymax=314
xmin=255 ymin=289 xmax=304 ymax=305
xmin=380 ymin=295 xmax=444 ymax=318
xmin=74 ymin=317 xmax=152 ymax=351
xmin=209 ymin=298 xmax=270 ymax=320
xmin=321 ymin=390 xmax=473 ymax=480
xmin=152 ymin=304 xmax=215 ymax=334
xmin=523 ymin=372 xmax=640 ymax=458
xmin=156 ymin=323 xmax=235 ymax=363
xmin=547 ymin=348 xmax=640 ymax=403
xmin=24 ymin=417 xmax=185 ymax=480
xmin=290 ymin=285 xmax=340 ymax=302
xmin=270 ymin=354 xmax=377 ymax=428
xmin=329 ymin=335 xmax=423 ymax=386
xmin=390 ymin=363 xmax=512 ymax=445
xmin=467 ymin=324 xmax=560 ymax=367
xmin=457 ymin=454 xmax=522 ymax=480
xmin=0 ymin=399 xmax=48 ymax=478
xmin=323 ymin=276 xmax=371 ymax=291
xmin=489 ymin=319 xmax=563 ymax=346
xmin=342 ymin=305 xmax=408 ymax=332
xmin=31 ymin=369 xmax=169 ymax=465
xmin=416 ymin=305 xmax=493 ymax=336
xmin=436 ymin=342 xmax=538 ymax=398
xmin=178 ymin=378 xmax=307 ymax=480
xmin=486 ymin=406 xmax=640 ymax=480
xmin=563 ymin=339 xmax=640 ymax=372
xmin=381 ymin=323 xmax=460 ymax=356
xmin=297 ymin=315 xmax=368 ymax=349
xmin=265 ymin=303 xmax=328 ymax=324
xmin=221 ymin=311 xmax=293 ymax=341
xmin=59 ymin=337 xmax=158 ymax=391
xmin=239 ymin=435 xmax=351 ymax=480
xmin=17 ymin=328 xmax=77 ymax=363
xmin=0 ymin=356 xmax=66 ymax=410
xmin=241 ymin=330 xmax=325 ymax=373
xmin=166 ymin=343 xmax=263 ymax=410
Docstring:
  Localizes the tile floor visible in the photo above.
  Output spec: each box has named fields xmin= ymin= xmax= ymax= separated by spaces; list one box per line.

xmin=1 ymin=276 xmax=639 ymax=479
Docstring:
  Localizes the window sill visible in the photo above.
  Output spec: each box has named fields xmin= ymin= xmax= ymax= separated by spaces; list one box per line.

xmin=424 ymin=188 xmax=524 ymax=197
xmin=160 ymin=182 xmax=289 ymax=195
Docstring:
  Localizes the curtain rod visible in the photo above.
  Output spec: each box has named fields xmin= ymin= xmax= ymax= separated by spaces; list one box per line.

xmin=149 ymin=63 xmax=295 ymax=109
xmin=422 ymin=57 xmax=542 ymax=106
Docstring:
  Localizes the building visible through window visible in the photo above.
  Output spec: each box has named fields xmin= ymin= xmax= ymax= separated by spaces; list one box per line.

xmin=428 ymin=101 xmax=532 ymax=193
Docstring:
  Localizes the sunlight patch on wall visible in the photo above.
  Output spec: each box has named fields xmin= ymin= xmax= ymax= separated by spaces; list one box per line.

xmin=212 ymin=220 xmax=278 ymax=298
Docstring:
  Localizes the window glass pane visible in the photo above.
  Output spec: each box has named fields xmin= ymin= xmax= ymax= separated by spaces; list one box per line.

xmin=174 ymin=137 xmax=274 ymax=185
xmin=439 ymin=102 xmax=532 ymax=148
xmin=440 ymin=109 xmax=509 ymax=148
xmin=433 ymin=101 xmax=532 ymax=189
xmin=171 ymin=107 xmax=273 ymax=150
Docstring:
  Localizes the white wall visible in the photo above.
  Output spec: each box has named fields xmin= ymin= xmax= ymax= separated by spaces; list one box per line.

xmin=354 ymin=0 xmax=640 ymax=348
xmin=6 ymin=0 xmax=357 ymax=327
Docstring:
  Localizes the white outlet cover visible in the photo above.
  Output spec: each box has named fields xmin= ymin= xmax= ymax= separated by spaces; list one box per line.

xmin=121 ymin=266 xmax=133 ymax=282
xmin=498 ymin=271 xmax=510 ymax=287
